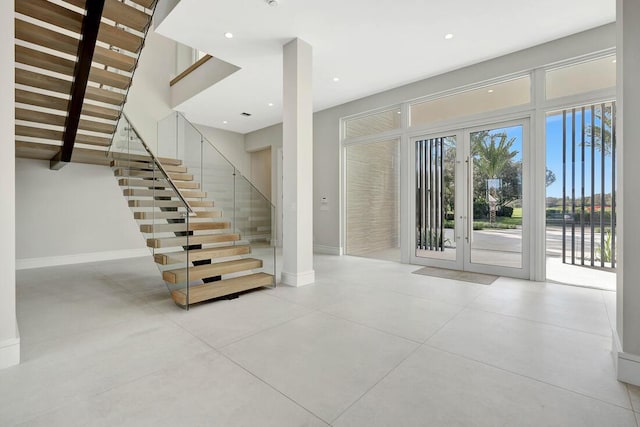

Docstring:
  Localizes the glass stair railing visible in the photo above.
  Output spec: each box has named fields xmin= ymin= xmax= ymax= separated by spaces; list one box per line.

xmin=109 ymin=113 xmax=276 ymax=309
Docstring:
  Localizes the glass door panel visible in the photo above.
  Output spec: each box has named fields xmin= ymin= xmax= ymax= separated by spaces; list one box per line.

xmin=412 ymin=120 xmax=528 ymax=278
xmin=415 ymin=136 xmax=458 ymax=263
xmin=468 ymin=125 xmax=524 ymax=269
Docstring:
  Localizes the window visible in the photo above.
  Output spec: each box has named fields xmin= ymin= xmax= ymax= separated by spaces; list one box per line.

xmin=410 ymin=76 xmax=530 ymax=127
xmin=344 ymin=107 xmax=402 ymax=139
xmin=546 ymin=55 xmax=616 ymax=100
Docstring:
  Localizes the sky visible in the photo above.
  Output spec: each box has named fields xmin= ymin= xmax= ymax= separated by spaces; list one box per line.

xmin=546 ymin=108 xmax=614 ymax=199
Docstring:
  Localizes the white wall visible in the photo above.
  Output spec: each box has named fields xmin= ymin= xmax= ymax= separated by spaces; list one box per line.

xmin=194 ymin=124 xmax=251 ymax=178
xmin=15 ymin=159 xmax=146 ymax=267
xmin=245 ymin=24 xmax=616 ymax=254
xmin=245 ymin=123 xmax=283 ymax=245
xmin=123 ymin=30 xmax=177 ymax=152
xmin=250 ymin=147 xmax=272 ymax=201
xmin=170 ymin=56 xmax=240 ymax=108
xmin=0 ymin=0 xmax=19 ymax=369
xmin=616 ymin=0 xmax=640 ymax=386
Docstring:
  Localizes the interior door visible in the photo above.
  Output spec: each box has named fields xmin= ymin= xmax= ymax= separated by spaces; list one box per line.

xmin=412 ymin=119 xmax=529 ymax=279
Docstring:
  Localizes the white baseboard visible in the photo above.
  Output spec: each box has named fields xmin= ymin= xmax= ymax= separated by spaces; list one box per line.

xmin=313 ymin=245 xmax=343 ymax=256
xmin=16 ymin=248 xmax=150 ymax=270
xmin=281 ymin=270 xmax=315 ymax=287
xmin=0 ymin=333 xmax=20 ymax=370
xmin=613 ymin=328 xmax=640 ymax=387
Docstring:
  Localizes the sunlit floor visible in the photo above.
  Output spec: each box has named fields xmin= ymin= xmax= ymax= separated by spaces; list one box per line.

xmin=2 ymin=254 xmax=637 ymax=426
xmin=546 ymin=256 xmax=616 ymax=291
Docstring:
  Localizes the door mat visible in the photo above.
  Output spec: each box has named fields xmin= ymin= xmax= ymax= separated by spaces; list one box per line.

xmin=412 ymin=266 xmax=498 ymax=285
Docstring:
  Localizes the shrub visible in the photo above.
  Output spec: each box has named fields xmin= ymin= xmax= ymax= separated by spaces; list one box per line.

xmin=497 ymin=206 xmax=514 ymax=217
xmin=473 ymin=198 xmax=489 ymax=219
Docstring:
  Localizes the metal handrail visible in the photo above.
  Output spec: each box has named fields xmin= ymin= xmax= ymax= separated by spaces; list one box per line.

xmin=122 ymin=112 xmax=196 ymax=216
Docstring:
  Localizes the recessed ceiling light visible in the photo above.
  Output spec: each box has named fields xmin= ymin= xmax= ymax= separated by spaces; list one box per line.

xmin=487 ymin=89 xmax=494 ymax=93
xmin=224 ymin=32 xmax=233 ymax=39
xmin=396 ymin=111 xmax=401 ymax=114
xmin=333 ymin=77 xmax=340 ymax=82
xmin=612 ymin=59 xmax=617 ymax=63
xmin=223 ymin=120 xmax=228 ymax=124
xmin=268 ymin=103 xmax=274 ymax=107
xmin=444 ymin=33 xmax=454 ymax=40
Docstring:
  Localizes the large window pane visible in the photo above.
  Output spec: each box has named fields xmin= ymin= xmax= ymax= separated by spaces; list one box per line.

xmin=546 ymin=55 xmax=616 ymax=100
xmin=346 ymin=139 xmax=400 ymax=261
xmin=410 ymin=77 xmax=530 ymax=127
xmin=344 ymin=107 xmax=402 ymax=139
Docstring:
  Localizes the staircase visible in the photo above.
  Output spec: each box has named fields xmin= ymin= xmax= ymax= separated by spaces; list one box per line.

xmin=14 ymin=0 xmax=156 ymax=164
xmin=14 ymin=1 xmax=276 ymax=308
xmin=112 ymin=116 xmax=275 ymax=308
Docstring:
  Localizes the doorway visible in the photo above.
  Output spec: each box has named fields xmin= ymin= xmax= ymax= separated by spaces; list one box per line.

xmin=411 ymin=120 xmax=529 ymax=279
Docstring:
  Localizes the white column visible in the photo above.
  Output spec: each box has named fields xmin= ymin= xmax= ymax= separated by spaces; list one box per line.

xmin=281 ymin=38 xmax=315 ymax=287
xmin=0 ymin=0 xmax=20 ymax=369
xmin=616 ymin=0 xmax=640 ymax=386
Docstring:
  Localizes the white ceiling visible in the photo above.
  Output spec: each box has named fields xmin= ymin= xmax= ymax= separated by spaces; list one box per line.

xmin=155 ymin=0 xmax=615 ymax=134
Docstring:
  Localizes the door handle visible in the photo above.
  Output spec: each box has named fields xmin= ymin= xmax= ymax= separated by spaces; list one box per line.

xmin=465 ymin=156 xmax=471 ymax=242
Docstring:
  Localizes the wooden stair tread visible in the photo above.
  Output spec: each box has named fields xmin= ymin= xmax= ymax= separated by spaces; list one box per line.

xmin=15 ymin=108 xmax=65 ymax=127
xmin=124 ymin=188 xmax=207 ymax=198
xmin=15 ymin=45 xmax=75 ymax=76
xmin=77 ymin=119 xmax=116 ymax=135
xmin=15 ymin=68 xmax=71 ymax=95
xmin=15 ymin=125 xmax=62 ymax=141
xmin=93 ymin=46 xmax=136 ymax=72
xmin=171 ymin=273 xmax=274 ymax=305
xmin=88 ymin=67 xmax=131 ymax=90
xmin=15 ymin=19 xmax=78 ymax=56
xmin=62 ymin=0 xmax=152 ymax=32
xmin=118 ymin=178 xmax=200 ymax=189
xmin=15 ymin=89 xmax=68 ymax=112
xmin=15 ymin=108 xmax=116 ymax=135
xmin=115 ymin=169 xmax=194 ymax=180
xmin=82 ymin=103 xmax=120 ymax=120
xmin=111 ymin=160 xmax=187 ymax=173
xmin=85 ymin=85 xmax=125 ymax=106
xmin=154 ymin=245 xmax=251 ymax=265
xmin=102 ymin=0 xmax=152 ymax=32
xmin=134 ymin=211 xmax=221 ymax=220
xmin=128 ymin=0 xmax=157 ymax=10
xmin=98 ymin=22 xmax=143 ymax=54
xmin=15 ymin=90 xmax=118 ymax=122
xmin=75 ymin=133 xmax=112 ymax=146
xmin=16 ymin=126 xmax=111 ymax=146
xmin=16 ymin=0 xmax=83 ymax=34
xmin=140 ymin=221 xmax=230 ymax=233
xmin=14 ymin=18 xmax=136 ymax=73
xmin=147 ymin=233 xmax=240 ymax=249
xmin=163 ymin=258 xmax=263 ymax=284
xmin=129 ymin=200 xmax=213 ymax=208
xmin=110 ymin=152 xmax=182 ymax=166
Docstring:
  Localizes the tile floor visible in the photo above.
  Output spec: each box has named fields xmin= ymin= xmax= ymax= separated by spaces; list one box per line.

xmin=2 ymin=254 xmax=638 ymax=426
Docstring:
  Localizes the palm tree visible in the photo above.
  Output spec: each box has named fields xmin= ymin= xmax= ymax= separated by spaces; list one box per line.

xmin=584 ymin=104 xmax=614 ymax=156
xmin=471 ymin=131 xmax=518 ymax=179
xmin=471 ymin=131 xmax=522 ymax=212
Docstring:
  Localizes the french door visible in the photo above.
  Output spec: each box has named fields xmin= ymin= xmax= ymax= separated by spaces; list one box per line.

xmin=411 ymin=119 xmax=529 ymax=279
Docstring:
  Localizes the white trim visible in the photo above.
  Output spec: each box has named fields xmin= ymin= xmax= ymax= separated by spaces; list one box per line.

xmin=0 ymin=332 xmax=20 ymax=370
xmin=313 ymin=244 xmax=343 ymax=255
xmin=617 ymin=352 xmax=640 ymax=387
xmin=281 ymin=269 xmax=315 ymax=287
xmin=613 ymin=329 xmax=640 ymax=387
xmin=16 ymin=248 xmax=150 ymax=270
